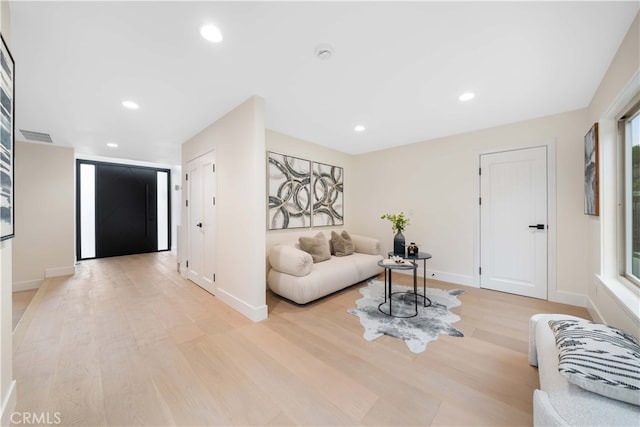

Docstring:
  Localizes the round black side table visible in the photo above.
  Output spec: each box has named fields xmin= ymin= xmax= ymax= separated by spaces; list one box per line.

xmin=377 ymin=259 xmax=419 ymax=318
xmin=387 ymin=251 xmax=433 ymax=307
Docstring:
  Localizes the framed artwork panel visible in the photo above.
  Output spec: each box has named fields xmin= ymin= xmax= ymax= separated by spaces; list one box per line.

xmin=0 ymin=33 xmax=14 ymax=240
xmin=312 ymin=162 xmax=344 ymax=226
xmin=267 ymin=152 xmax=311 ymax=229
xmin=584 ymin=123 xmax=599 ymax=216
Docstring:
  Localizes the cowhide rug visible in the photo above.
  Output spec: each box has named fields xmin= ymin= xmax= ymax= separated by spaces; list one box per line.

xmin=348 ymin=279 xmax=465 ymax=353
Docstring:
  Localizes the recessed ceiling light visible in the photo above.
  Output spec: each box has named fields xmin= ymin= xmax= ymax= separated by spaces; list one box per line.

xmin=200 ymin=24 xmax=223 ymax=43
xmin=459 ymin=92 xmax=475 ymax=102
xmin=354 ymin=125 xmax=365 ymax=132
xmin=122 ymin=100 xmax=139 ymax=109
xmin=107 ymin=142 xmax=118 ymax=148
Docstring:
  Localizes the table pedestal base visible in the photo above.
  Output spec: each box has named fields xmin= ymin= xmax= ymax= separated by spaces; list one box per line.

xmin=379 ymin=263 xmax=432 ymax=318
xmin=378 ymin=292 xmax=432 ymax=318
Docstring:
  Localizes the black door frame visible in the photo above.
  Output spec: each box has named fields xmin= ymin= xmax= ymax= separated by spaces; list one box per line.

xmin=75 ymin=159 xmax=172 ymax=260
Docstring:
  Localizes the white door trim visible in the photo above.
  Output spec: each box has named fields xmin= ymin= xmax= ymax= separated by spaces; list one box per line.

xmin=474 ymin=140 xmax=558 ymax=302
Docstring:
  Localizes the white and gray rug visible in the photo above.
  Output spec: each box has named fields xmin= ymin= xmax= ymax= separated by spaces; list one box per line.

xmin=348 ymin=280 xmax=464 ymax=353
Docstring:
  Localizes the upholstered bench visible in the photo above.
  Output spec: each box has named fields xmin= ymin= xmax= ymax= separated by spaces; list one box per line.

xmin=528 ymin=314 xmax=639 ymax=426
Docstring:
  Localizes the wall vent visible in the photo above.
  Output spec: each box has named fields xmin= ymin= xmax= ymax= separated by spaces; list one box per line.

xmin=19 ymin=129 xmax=53 ymax=143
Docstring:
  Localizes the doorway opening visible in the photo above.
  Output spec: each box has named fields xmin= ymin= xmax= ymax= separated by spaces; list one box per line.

xmin=76 ymin=159 xmax=171 ymax=260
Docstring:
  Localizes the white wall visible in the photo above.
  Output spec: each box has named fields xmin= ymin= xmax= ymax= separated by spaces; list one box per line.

xmin=586 ymin=13 xmax=640 ymax=337
xmin=182 ymin=96 xmax=267 ymax=321
xmin=265 ymin=129 xmax=355 ymax=249
xmin=12 ymin=141 xmax=75 ymax=290
xmin=347 ymin=13 xmax=640 ymax=337
xmin=0 ymin=1 xmax=16 ymax=423
xmin=352 ymin=109 xmax=589 ymax=303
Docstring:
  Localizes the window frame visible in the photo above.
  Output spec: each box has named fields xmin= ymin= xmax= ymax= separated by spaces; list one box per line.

xmin=622 ymin=101 xmax=640 ymax=287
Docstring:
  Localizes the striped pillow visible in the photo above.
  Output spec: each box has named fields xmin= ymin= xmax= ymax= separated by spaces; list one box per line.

xmin=549 ymin=319 xmax=640 ymax=406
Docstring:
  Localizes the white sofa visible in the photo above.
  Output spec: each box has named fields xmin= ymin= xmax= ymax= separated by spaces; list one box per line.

xmin=528 ymin=314 xmax=639 ymax=426
xmin=267 ymin=232 xmax=384 ymax=304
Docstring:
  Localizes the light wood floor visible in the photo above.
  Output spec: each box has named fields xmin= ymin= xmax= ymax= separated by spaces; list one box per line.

xmin=12 ymin=289 xmax=37 ymax=330
xmin=12 ymin=251 xmax=590 ymax=426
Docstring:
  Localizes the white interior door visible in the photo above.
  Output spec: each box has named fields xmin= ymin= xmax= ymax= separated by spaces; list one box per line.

xmin=480 ymin=146 xmax=547 ymax=299
xmin=186 ymin=151 xmax=217 ymax=295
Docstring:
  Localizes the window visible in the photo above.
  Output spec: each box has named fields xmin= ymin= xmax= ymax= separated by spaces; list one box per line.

xmin=624 ymin=103 xmax=640 ymax=286
xmin=79 ymin=163 xmax=96 ymax=259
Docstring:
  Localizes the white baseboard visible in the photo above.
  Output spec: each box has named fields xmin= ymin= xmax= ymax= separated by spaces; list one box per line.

xmin=0 ymin=380 xmax=16 ymax=427
xmin=396 ymin=267 xmax=475 ymax=287
xmin=215 ymin=287 xmax=268 ymax=322
xmin=45 ymin=265 xmax=76 ymax=278
xmin=13 ymin=279 xmax=43 ymax=292
xmin=13 ymin=265 xmax=75 ymax=291
xmin=586 ymin=296 xmax=605 ymax=324
xmin=427 ymin=269 xmax=475 ymax=287
xmin=549 ymin=290 xmax=587 ymax=307
xmin=387 ymin=266 xmax=588 ymax=307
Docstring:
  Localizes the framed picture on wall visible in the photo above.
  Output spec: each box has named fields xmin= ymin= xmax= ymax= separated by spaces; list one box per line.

xmin=312 ymin=162 xmax=344 ymax=226
xmin=267 ymin=152 xmax=312 ymax=229
xmin=0 ymin=33 xmax=14 ymax=240
xmin=584 ymin=122 xmax=599 ymax=216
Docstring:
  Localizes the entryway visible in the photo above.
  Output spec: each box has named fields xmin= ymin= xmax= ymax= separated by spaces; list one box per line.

xmin=76 ymin=160 xmax=171 ymax=259
xmin=479 ymin=146 xmax=549 ymax=299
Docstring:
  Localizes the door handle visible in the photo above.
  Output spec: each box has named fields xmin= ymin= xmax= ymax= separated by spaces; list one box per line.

xmin=528 ymin=224 xmax=545 ymax=230
xmin=196 ymin=223 xmax=203 ymax=228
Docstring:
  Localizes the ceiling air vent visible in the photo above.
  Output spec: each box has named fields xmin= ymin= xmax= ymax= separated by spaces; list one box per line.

xmin=19 ymin=129 xmax=53 ymax=143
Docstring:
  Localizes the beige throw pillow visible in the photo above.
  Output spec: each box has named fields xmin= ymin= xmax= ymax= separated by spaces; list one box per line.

xmin=331 ymin=230 xmax=354 ymax=257
xmin=299 ymin=232 xmax=331 ymax=263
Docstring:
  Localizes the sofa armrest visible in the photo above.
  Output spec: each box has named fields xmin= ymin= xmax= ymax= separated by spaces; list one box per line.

xmin=350 ymin=234 xmax=381 ymax=256
xmin=533 ymin=390 xmax=569 ymax=427
xmin=529 ymin=313 xmax=544 ymax=366
xmin=268 ymin=245 xmax=313 ymax=277
xmin=529 ymin=313 xmax=586 ymax=367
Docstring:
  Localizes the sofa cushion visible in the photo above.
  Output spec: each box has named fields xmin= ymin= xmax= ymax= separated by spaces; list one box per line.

xmin=350 ymin=234 xmax=381 ymax=255
xmin=299 ymin=232 xmax=331 ymax=263
xmin=548 ymin=319 xmax=640 ymax=406
xmin=268 ymin=245 xmax=313 ymax=277
xmin=331 ymin=231 xmax=354 ymax=257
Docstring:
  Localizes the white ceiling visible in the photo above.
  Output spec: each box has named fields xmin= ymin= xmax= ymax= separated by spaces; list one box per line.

xmin=9 ymin=1 xmax=639 ymax=165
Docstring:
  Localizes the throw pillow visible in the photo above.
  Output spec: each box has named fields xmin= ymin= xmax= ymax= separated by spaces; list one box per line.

xmin=298 ymin=232 xmax=331 ymax=263
xmin=331 ymin=230 xmax=354 ymax=257
xmin=548 ymin=319 xmax=640 ymax=406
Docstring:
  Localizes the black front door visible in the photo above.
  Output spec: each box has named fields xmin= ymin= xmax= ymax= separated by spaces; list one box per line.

xmin=95 ymin=163 xmax=158 ymax=258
